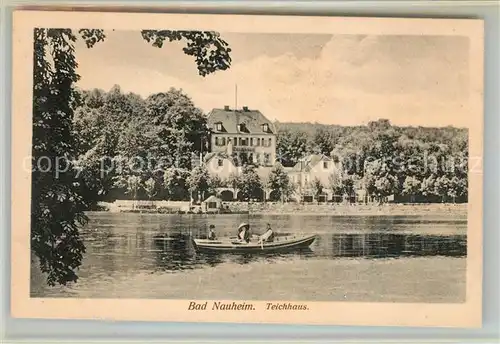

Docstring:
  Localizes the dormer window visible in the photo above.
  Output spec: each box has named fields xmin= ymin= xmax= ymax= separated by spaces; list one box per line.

xmin=215 ymin=122 xmax=223 ymax=131
xmin=262 ymin=123 xmax=269 ymax=132
xmin=238 ymin=123 xmax=247 ymax=132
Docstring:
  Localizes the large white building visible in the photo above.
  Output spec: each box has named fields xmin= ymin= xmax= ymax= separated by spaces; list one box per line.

xmin=202 ymin=106 xmax=343 ymax=202
xmin=206 ymin=105 xmax=277 ymax=167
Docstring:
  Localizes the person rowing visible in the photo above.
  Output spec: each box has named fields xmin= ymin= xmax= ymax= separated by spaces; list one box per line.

xmin=237 ymin=223 xmax=251 ymax=243
xmin=207 ymin=224 xmax=217 ymax=240
xmin=258 ymin=223 xmax=275 ymax=244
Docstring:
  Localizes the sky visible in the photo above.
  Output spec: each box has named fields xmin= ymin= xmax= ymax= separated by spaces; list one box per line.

xmin=74 ymin=31 xmax=471 ymax=127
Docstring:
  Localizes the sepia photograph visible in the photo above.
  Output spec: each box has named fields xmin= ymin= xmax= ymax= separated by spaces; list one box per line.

xmin=11 ymin=11 xmax=484 ymax=327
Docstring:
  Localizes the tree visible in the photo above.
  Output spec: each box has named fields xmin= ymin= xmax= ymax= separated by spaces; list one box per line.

xmin=364 ymin=159 xmax=397 ymax=203
xmin=328 ymin=172 xmax=343 ymax=201
xmin=144 ymin=177 xmax=157 ymax=201
xmin=73 ymin=134 xmax=118 ymax=208
xmin=402 ymin=176 xmax=421 ymax=203
xmin=31 ymin=29 xmax=100 ymax=287
xmin=163 ymin=167 xmax=190 ymax=201
xmin=420 ymin=175 xmax=437 ymax=199
xmin=341 ymin=174 xmax=356 ymax=200
xmin=32 ymin=28 xmax=232 ymax=286
xmin=276 ymin=130 xmax=309 ymax=167
xmin=373 ymin=175 xmax=398 ymax=202
xmin=267 ymin=164 xmax=293 ymax=202
xmin=73 ymin=87 xmax=153 ymax=204
xmin=447 ymin=176 xmax=463 ymax=203
xmin=434 ymin=175 xmax=450 ymax=203
xmin=144 ymin=89 xmax=209 ymax=169
xmin=209 ymin=174 xmax=224 ymax=190
xmin=313 ymin=128 xmax=337 ymax=156
xmin=237 ymin=165 xmax=262 ymax=201
xmin=311 ymin=178 xmax=324 ymax=202
xmin=125 ymin=176 xmax=142 ymax=206
xmin=227 ymin=172 xmax=240 ymax=191
xmin=187 ymin=165 xmax=212 ymax=202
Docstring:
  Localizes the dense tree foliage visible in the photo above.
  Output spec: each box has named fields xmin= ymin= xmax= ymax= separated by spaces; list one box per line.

xmin=32 ymin=28 xmax=232 ymax=286
xmin=74 ymin=86 xmax=210 ymax=203
xmin=275 ymin=119 xmax=468 ymax=203
xmin=236 ymin=165 xmax=263 ymax=201
xmin=187 ymin=165 xmax=214 ymax=202
xmin=266 ymin=163 xmax=293 ymax=202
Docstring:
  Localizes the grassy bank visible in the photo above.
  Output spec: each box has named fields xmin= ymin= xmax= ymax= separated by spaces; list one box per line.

xmin=97 ymin=201 xmax=467 ymax=217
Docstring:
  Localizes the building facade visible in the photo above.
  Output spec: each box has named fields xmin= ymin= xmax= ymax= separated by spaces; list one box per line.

xmin=286 ymin=154 xmax=343 ymax=202
xmin=203 ymin=106 xmax=346 ymax=202
xmin=207 ymin=106 xmax=277 ymax=167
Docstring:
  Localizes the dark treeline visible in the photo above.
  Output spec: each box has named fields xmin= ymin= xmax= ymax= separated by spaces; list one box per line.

xmin=73 ymin=85 xmax=212 ymax=205
xmin=275 ymin=119 xmax=468 ymax=203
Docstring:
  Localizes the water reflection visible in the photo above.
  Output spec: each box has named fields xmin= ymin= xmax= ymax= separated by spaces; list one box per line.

xmin=325 ymin=233 xmax=466 ymax=258
xmin=153 ymin=234 xmax=197 ymax=271
xmin=31 ymin=213 xmax=468 ymax=301
xmin=150 ymin=232 xmax=466 ymax=272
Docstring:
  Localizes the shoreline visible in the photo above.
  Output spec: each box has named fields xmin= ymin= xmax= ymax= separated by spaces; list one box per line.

xmin=95 ymin=202 xmax=467 ymax=217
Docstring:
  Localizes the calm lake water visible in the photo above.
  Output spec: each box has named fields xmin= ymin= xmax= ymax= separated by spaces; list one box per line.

xmin=31 ymin=212 xmax=467 ymax=303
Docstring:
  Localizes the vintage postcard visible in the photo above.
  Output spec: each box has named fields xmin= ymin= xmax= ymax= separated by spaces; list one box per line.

xmin=11 ymin=11 xmax=484 ymax=327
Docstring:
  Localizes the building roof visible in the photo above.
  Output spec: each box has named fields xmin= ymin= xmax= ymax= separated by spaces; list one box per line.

xmin=203 ymin=195 xmax=222 ymax=203
xmin=204 ymin=152 xmax=237 ymax=166
xmin=207 ymin=107 xmax=276 ymax=135
xmin=291 ymin=154 xmax=333 ymax=172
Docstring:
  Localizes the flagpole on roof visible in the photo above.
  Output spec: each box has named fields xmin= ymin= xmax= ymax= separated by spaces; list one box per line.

xmin=235 ymin=83 xmax=238 ymax=111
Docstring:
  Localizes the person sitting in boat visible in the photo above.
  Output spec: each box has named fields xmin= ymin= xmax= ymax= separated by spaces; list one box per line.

xmin=237 ymin=223 xmax=251 ymax=243
xmin=258 ymin=223 xmax=275 ymax=243
xmin=208 ymin=225 xmax=216 ymax=240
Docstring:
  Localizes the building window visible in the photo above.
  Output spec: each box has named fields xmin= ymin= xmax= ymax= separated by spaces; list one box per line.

xmin=323 ymin=161 xmax=328 ymax=169
xmin=218 ymin=159 xmax=223 ymax=167
xmin=256 ymin=138 xmax=260 ymax=146
xmin=264 ymin=153 xmax=270 ymax=165
xmin=234 ymin=137 xmax=238 ymax=146
xmin=241 ymin=138 xmax=248 ymax=146
xmin=268 ymin=138 xmax=272 ymax=146
xmin=216 ymin=123 xmax=222 ymax=131
xmin=215 ymin=137 xmax=226 ymax=146
xmin=262 ymin=124 xmax=268 ymax=132
xmin=255 ymin=153 xmax=261 ymax=165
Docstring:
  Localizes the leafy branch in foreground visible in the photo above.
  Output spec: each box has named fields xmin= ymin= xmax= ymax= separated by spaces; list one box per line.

xmin=32 ymin=28 xmax=232 ymax=286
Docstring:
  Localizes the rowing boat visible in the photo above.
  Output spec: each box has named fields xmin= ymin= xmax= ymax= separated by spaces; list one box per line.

xmin=192 ymin=234 xmax=318 ymax=253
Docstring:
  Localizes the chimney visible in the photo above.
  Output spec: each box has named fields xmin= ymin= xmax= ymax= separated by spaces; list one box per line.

xmin=243 ymin=106 xmax=249 ymax=111
xmin=224 ymin=105 xmax=230 ymax=111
